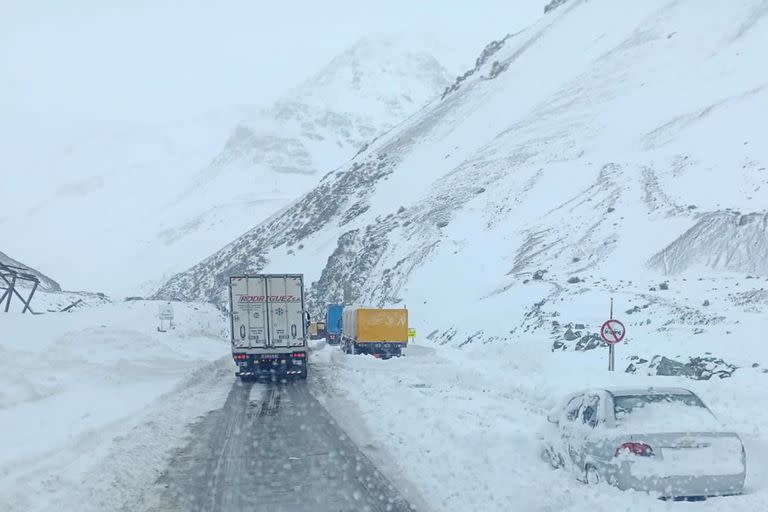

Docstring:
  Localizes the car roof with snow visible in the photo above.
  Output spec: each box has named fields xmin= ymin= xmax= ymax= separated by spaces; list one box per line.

xmin=603 ymin=387 xmax=695 ymax=397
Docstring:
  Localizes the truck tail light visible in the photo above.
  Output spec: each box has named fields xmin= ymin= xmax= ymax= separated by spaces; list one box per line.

xmin=291 ymin=352 xmax=305 ymax=358
xmin=233 ymin=354 xmax=247 ymax=360
xmin=615 ymin=442 xmax=654 ymax=457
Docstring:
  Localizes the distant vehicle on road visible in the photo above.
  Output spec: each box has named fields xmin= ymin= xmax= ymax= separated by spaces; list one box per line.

xmin=341 ymin=307 xmax=408 ymax=358
xmin=541 ymin=387 xmax=745 ymax=499
xmin=326 ymin=304 xmax=343 ymax=345
xmin=309 ymin=321 xmax=327 ymax=340
xmin=228 ymin=274 xmax=308 ymax=380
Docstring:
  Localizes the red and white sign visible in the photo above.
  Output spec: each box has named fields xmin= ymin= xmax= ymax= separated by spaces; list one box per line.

xmin=600 ymin=319 xmax=626 ymax=345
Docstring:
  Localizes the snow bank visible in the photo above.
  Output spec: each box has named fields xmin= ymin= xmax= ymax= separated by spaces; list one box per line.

xmin=316 ymin=339 xmax=768 ymax=511
xmin=0 ymin=300 xmax=229 ymax=512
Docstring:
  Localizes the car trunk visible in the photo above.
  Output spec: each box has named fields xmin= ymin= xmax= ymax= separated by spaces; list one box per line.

xmin=623 ymin=432 xmax=744 ymax=478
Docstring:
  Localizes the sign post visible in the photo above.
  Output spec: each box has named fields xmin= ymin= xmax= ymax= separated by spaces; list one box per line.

xmin=158 ymin=302 xmax=175 ymax=332
xmin=600 ymin=298 xmax=625 ymax=372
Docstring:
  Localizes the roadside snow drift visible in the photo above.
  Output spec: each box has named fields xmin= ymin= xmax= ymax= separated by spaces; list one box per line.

xmin=313 ymin=341 xmax=768 ymax=512
xmin=0 ymin=300 xmax=229 ymax=512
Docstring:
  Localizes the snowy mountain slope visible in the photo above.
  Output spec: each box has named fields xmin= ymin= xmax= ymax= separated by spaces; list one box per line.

xmin=145 ymin=36 xmax=457 ymax=276
xmin=157 ymin=0 xmax=768 ymax=366
xmin=2 ymin=36 xmax=458 ymax=296
xmin=0 ymin=251 xmax=60 ymax=292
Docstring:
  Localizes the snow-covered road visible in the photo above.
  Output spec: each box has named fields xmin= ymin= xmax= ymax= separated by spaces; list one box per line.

xmin=153 ymin=378 xmax=415 ymax=512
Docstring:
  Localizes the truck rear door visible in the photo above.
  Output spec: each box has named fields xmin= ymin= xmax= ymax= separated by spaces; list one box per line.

xmin=327 ymin=305 xmax=343 ymax=334
xmin=230 ymin=276 xmax=269 ymax=349
xmin=266 ymin=275 xmax=306 ymax=348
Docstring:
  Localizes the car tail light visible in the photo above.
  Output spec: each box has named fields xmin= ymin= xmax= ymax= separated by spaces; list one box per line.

xmin=615 ymin=442 xmax=654 ymax=457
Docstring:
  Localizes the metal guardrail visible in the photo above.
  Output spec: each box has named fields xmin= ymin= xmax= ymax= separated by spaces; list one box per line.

xmin=0 ymin=262 xmax=39 ymax=314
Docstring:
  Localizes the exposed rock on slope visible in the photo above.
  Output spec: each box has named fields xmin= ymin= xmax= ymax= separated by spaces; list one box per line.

xmin=649 ymin=211 xmax=768 ymax=275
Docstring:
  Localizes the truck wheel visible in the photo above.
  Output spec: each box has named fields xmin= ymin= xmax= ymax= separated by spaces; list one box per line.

xmin=299 ymin=368 xmax=308 ymax=380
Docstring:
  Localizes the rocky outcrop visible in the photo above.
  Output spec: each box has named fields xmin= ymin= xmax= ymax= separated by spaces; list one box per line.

xmin=649 ymin=211 xmax=768 ymax=275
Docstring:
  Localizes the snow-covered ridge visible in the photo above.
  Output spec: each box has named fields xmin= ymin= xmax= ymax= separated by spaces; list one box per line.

xmin=649 ymin=211 xmax=768 ymax=275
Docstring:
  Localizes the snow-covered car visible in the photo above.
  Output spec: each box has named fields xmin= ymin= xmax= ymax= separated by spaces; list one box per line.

xmin=541 ymin=387 xmax=746 ymax=498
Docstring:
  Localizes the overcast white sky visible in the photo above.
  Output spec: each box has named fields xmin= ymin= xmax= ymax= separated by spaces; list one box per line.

xmin=1 ymin=0 xmax=544 ymax=130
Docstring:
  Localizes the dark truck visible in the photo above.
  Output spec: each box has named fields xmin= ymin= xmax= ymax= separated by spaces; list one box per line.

xmin=228 ymin=274 xmax=308 ymax=380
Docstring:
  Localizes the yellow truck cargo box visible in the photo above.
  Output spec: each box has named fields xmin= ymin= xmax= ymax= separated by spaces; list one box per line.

xmin=354 ymin=308 xmax=408 ymax=343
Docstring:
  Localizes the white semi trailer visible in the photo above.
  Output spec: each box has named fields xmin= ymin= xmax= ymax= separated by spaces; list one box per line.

xmin=228 ymin=274 xmax=308 ymax=380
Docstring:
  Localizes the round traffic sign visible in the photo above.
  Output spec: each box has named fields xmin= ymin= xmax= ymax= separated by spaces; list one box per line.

xmin=600 ymin=319 xmax=626 ymax=345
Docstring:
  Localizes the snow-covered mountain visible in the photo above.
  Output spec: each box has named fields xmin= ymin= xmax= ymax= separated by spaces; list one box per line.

xmin=1 ymin=36 xmax=458 ymax=296
xmin=148 ymin=36 xmax=457 ymax=283
xmin=156 ymin=0 xmax=768 ymax=376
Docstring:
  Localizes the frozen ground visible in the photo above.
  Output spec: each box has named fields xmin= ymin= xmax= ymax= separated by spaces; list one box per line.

xmin=0 ymin=300 xmax=230 ymax=512
xmin=313 ymin=340 xmax=768 ymax=512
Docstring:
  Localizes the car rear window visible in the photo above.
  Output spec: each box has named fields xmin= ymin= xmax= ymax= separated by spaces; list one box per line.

xmin=613 ymin=393 xmax=705 ymax=418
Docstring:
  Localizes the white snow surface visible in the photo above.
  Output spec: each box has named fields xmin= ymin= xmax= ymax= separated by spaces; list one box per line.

xmin=0 ymin=300 xmax=230 ymax=512
xmin=614 ymin=401 xmax=722 ymax=433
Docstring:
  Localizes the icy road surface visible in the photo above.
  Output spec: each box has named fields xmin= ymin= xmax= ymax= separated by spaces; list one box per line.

xmin=154 ymin=377 xmax=414 ymax=512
